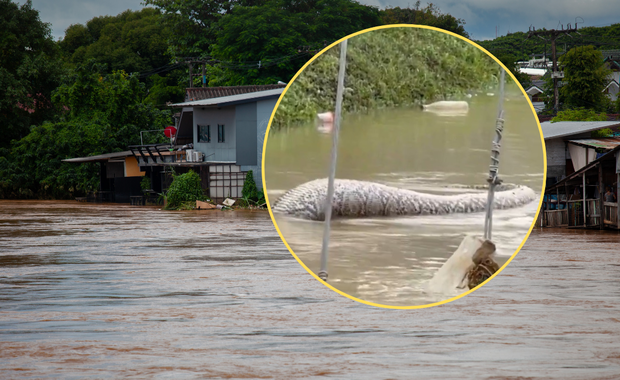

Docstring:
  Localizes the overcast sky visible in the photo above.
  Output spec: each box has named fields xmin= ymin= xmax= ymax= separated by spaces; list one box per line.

xmin=18 ymin=0 xmax=619 ymax=41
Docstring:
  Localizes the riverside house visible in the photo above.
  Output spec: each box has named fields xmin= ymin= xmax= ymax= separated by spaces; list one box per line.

xmin=63 ymin=84 xmax=285 ymax=203
xmin=539 ymin=120 xmax=620 ymax=229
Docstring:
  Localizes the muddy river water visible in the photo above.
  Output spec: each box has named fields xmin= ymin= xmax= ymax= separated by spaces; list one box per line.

xmin=1 ymin=201 xmax=620 ymax=379
xmin=265 ymin=91 xmax=544 ymax=305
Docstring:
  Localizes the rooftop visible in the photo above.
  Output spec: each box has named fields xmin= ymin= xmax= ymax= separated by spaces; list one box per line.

xmin=540 ymin=121 xmax=620 ymax=140
xmin=172 ymin=88 xmax=284 ymax=108
xmin=568 ymin=137 xmax=620 ymax=150
xmin=185 ymin=84 xmax=286 ymax=102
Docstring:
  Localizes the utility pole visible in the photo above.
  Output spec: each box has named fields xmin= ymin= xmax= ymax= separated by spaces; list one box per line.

xmin=185 ymin=59 xmax=211 ymax=88
xmin=526 ymin=24 xmax=578 ymax=114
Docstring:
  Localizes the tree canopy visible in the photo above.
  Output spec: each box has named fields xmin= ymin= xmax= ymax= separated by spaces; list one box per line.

xmin=0 ymin=0 xmax=64 ymax=149
xmin=59 ymin=8 xmax=171 ymax=75
xmin=208 ymin=0 xmax=382 ymax=85
xmin=0 ymin=62 xmax=170 ymax=199
xmin=379 ymin=1 xmax=468 ymax=37
xmin=559 ymin=45 xmax=612 ymax=112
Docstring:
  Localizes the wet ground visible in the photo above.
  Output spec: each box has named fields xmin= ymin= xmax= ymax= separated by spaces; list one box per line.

xmin=1 ymin=201 xmax=620 ymax=379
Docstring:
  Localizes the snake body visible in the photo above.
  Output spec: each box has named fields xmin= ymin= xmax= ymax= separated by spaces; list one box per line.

xmin=272 ymin=178 xmax=537 ymax=221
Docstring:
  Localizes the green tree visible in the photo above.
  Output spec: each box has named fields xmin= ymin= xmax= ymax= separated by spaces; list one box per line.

xmin=209 ymin=0 xmax=381 ymax=85
xmin=0 ymin=62 xmax=170 ymax=199
xmin=59 ymin=9 xmax=171 ymax=75
xmin=379 ymin=2 xmax=469 ymax=37
xmin=0 ymin=0 xmax=64 ymax=149
xmin=143 ymin=0 xmax=264 ymax=58
xmin=559 ymin=45 xmax=611 ymax=111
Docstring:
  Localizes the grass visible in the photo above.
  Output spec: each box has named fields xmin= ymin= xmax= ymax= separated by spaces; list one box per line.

xmin=271 ymin=27 xmax=499 ymax=131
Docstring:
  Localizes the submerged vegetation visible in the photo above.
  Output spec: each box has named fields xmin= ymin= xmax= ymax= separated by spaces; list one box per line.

xmin=238 ymin=170 xmax=266 ymax=208
xmin=163 ymin=170 xmax=209 ymax=210
xmin=271 ymin=27 xmax=498 ymax=130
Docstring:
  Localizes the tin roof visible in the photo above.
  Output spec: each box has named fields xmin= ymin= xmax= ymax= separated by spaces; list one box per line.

xmin=62 ymin=151 xmax=133 ymax=163
xmin=568 ymin=137 xmax=620 ymax=150
xmin=185 ymin=84 xmax=286 ymax=102
xmin=171 ymin=88 xmax=284 ymax=107
xmin=541 ymin=121 xmax=620 ymax=140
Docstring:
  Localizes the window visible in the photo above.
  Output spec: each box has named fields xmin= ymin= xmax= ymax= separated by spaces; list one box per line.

xmin=198 ymin=125 xmax=210 ymax=143
xmin=218 ymin=124 xmax=225 ymax=143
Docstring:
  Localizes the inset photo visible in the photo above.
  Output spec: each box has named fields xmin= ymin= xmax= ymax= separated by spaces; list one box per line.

xmin=263 ymin=25 xmax=545 ymax=308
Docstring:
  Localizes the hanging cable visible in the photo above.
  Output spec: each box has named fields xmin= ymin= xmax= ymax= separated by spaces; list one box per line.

xmin=484 ymin=68 xmax=506 ymax=241
xmin=318 ymin=40 xmax=347 ymax=282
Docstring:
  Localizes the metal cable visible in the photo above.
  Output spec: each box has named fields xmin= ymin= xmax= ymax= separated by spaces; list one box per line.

xmin=318 ymin=40 xmax=347 ymax=282
xmin=484 ymin=69 xmax=506 ymax=241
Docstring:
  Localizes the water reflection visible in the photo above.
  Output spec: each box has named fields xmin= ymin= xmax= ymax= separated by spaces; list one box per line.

xmin=265 ymin=89 xmax=544 ymax=305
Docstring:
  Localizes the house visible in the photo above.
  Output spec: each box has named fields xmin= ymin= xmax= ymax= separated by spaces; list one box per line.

xmin=63 ymin=84 xmax=286 ymax=204
xmin=167 ymin=85 xmax=285 ymax=201
xmin=523 ymin=79 xmax=546 ymax=113
xmin=539 ymin=120 xmax=620 ymax=229
xmin=541 ymin=143 xmax=620 ymax=229
xmin=62 ymin=150 xmax=148 ymax=203
xmin=541 ymin=120 xmax=620 ymax=186
xmin=602 ymin=49 xmax=620 ymax=84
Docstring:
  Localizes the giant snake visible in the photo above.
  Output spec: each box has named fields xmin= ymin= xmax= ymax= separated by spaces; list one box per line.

xmin=271 ymin=178 xmax=537 ymax=221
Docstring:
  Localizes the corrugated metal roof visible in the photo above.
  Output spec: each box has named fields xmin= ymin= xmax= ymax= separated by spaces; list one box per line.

xmin=185 ymin=84 xmax=286 ymax=102
xmin=62 ymin=151 xmax=132 ymax=163
xmin=541 ymin=121 xmax=620 ymax=140
xmin=568 ymin=137 xmax=620 ymax=150
xmin=171 ymin=88 xmax=284 ymax=107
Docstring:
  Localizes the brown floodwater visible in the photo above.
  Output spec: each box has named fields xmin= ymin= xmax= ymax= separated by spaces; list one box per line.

xmin=265 ymin=89 xmax=544 ymax=306
xmin=1 ymin=201 xmax=620 ymax=378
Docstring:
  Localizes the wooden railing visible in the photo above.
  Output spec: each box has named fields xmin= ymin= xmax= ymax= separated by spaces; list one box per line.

xmin=604 ymin=202 xmax=618 ymax=226
xmin=543 ymin=209 xmax=568 ymax=227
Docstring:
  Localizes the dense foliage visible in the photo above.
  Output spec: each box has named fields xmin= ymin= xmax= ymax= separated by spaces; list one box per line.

xmin=475 ymin=23 xmax=620 ymax=62
xmin=208 ymin=0 xmax=381 ymax=85
xmin=379 ymin=1 xmax=468 ymax=37
xmin=551 ymin=108 xmax=608 ymax=122
xmin=145 ymin=0 xmax=475 ymax=86
xmin=164 ymin=170 xmax=208 ymax=209
xmin=558 ymin=46 xmax=612 ymax=112
xmin=59 ymin=8 xmax=185 ymax=106
xmin=0 ymin=0 xmax=64 ymax=148
xmin=59 ymin=8 xmax=171 ymax=74
xmin=272 ymin=27 xmax=498 ymax=129
xmin=0 ymin=63 xmax=170 ymax=199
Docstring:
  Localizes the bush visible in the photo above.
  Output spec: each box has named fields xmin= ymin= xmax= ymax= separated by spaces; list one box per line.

xmin=242 ymin=170 xmax=259 ymax=200
xmin=164 ymin=170 xmax=208 ymax=209
xmin=551 ymin=108 xmax=607 ymax=123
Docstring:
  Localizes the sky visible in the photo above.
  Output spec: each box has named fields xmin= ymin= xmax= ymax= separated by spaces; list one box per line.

xmin=17 ymin=0 xmax=620 ymax=42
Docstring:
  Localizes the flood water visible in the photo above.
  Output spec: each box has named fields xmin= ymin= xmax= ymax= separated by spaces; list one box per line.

xmin=264 ymin=89 xmax=544 ymax=305
xmin=2 ymin=202 xmax=620 ymax=379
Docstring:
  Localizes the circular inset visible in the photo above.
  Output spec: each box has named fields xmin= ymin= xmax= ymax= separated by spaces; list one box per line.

xmin=263 ymin=25 xmax=545 ymax=308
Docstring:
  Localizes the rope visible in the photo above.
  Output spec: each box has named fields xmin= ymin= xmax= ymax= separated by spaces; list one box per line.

xmin=483 ymin=69 xmax=506 ymax=241
xmin=318 ymin=40 xmax=347 ymax=282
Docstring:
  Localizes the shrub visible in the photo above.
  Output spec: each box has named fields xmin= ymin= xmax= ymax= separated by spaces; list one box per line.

xmin=242 ymin=170 xmax=259 ymax=200
xmin=164 ymin=170 xmax=208 ymax=209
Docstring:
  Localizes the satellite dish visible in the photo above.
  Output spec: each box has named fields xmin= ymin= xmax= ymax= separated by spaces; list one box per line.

xmin=164 ymin=126 xmax=177 ymax=138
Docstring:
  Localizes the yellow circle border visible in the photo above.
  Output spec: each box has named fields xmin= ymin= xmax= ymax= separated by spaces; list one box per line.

xmin=261 ymin=24 xmax=548 ymax=309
